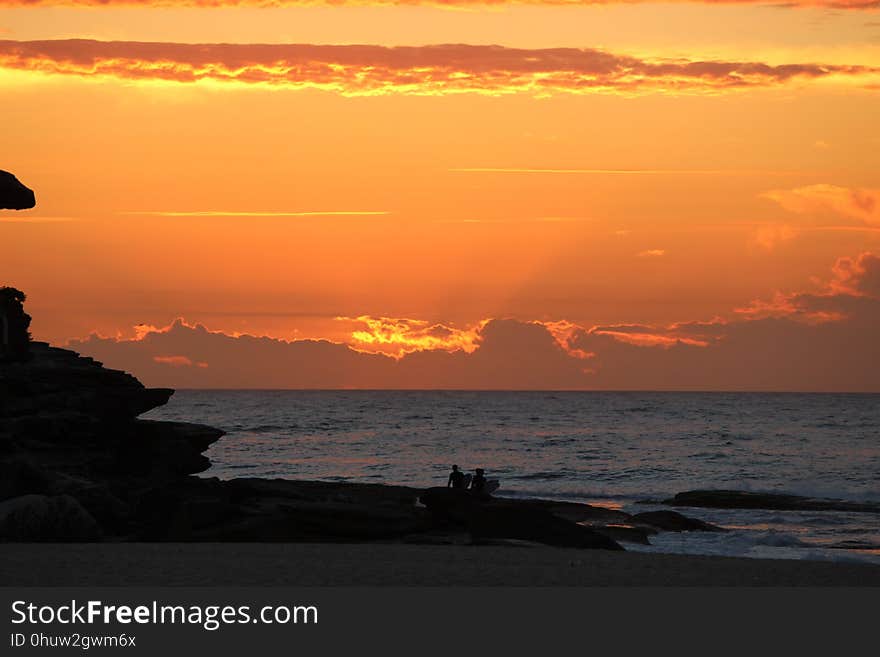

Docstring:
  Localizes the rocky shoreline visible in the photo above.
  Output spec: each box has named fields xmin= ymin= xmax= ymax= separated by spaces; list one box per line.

xmin=4 ymin=330 xmax=878 ymax=553
xmin=0 ymin=340 xmax=224 ymax=541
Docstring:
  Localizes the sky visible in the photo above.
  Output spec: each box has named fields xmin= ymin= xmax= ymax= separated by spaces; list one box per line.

xmin=2 ymin=1 xmax=879 ymax=389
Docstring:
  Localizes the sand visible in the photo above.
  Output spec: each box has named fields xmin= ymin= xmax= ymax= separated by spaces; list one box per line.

xmin=1 ymin=542 xmax=879 ymax=586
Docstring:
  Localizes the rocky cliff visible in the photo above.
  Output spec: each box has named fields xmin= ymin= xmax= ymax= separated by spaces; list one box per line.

xmin=0 ymin=341 xmax=224 ymax=540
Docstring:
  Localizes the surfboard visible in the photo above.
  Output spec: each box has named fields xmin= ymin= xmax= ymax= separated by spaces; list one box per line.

xmin=485 ymin=479 xmax=500 ymax=494
xmin=460 ymin=473 xmax=472 ymax=489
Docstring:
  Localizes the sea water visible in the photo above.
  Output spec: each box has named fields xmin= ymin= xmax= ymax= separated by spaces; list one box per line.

xmin=144 ymin=391 xmax=880 ymax=563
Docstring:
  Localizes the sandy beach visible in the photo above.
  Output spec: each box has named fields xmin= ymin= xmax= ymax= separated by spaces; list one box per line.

xmin=2 ymin=543 xmax=879 ymax=586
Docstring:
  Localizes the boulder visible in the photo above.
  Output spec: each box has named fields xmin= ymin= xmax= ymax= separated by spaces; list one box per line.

xmin=0 ymin=494 xmax=101 ymax=541
xmin=631 ymin=510 xmax=725 ymax=533
xmin=664 ymin=490 xmax=880 ymax=514
xmin=63 ymin=484 xmax=130 ymax=534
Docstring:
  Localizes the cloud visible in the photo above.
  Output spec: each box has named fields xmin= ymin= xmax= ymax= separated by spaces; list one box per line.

xmin=733 ymin=291 xmax=845 ymax=323
xmin=586 ymin=322 xmax=715 ymax=347
xmin=567 ymin=305 xmax=880 ymax=391
xmin=762 ymin=184 xmax=880 ymax=226
xmin=0 ymin=0 xmax=878 ymax=8
xmin=153 ymin=354 xmax=209 ymax=367
xmin=1 ymin=40 xmax=877 ymax=97
xmin=540 ymin=319 xmax=595 ymax=359
xmin=753 ymin=223 xmax=799 ymax=250
xmin=70 ymin=317 xmax=589 ymax=389
xmin=68 ymin=253 xmax=880 ymax=391
xmin=340 ymin=315 xmax=484 ymax=358
xmin=637 ymin=249 xmax=666 ymax=257
xmin=829 ymin=252 xmax=880 ymax=297
xmin=564 ymin=257 xmax=880 ymax=390
xmin=734 ymin=252 xmax=880 ymax=323
xmin=153 ymin=354 xmax=193 ymax=366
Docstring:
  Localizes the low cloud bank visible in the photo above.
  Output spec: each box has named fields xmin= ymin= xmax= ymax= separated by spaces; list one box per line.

xmin=70 ymin=253 xmax=880 ymax=391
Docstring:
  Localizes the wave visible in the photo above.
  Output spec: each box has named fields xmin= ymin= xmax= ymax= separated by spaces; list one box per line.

xmin=633 ymin=530 xmax=880 ymax=565
xmin=514 ymin=471 xmax=571 ymax=481
xmin=244 ymin=424 xmax=287 ymax=433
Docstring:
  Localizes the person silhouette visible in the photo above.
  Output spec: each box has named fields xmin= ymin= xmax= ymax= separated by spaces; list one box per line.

xmin=447 ymin=464 xmax=465 ymax=489
xmin=471 ymin=468 xmax=487 ymax=494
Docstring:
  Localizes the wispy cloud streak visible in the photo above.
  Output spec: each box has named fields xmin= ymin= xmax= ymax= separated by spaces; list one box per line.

xmin=121 ymin=210 xmax=391 ymax=217
xmin=1 ymin=40 xmax=877 ymax=96
xmin=762 ymin=184 xmax=880 ymax=226
xmin=451 ymin=168 xmax=810 ymax=175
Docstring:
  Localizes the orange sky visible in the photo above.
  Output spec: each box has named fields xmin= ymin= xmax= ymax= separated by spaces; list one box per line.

xmin=2 ymin=3 xmax=879 ymax=389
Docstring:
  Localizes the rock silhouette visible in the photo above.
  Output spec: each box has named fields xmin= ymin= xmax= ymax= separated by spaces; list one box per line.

xmin=0 ymin=340 xmax=224 ymax=540
xmin=664 ymin=490 xmax=880 ymax=514
xmin=0 ymin=170 xmax=36 ymax=210
xmin=631 ymin=510 xmax=726 ymax=533
xmin=0 ymin=494 xmax=102 ymax=542
xmin=0 ymin=287 xmax=32 ymax=361
xmin=419 ymin=488 xmax=624 ymax=550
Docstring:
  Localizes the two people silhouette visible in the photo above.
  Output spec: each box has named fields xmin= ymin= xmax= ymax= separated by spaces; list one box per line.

xmin=447 ymin=465 xmax=488 ymax=493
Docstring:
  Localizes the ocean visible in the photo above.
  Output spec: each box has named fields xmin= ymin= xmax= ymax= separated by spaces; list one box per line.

xmin=143 ymin=390 xmax=880 ymax=563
